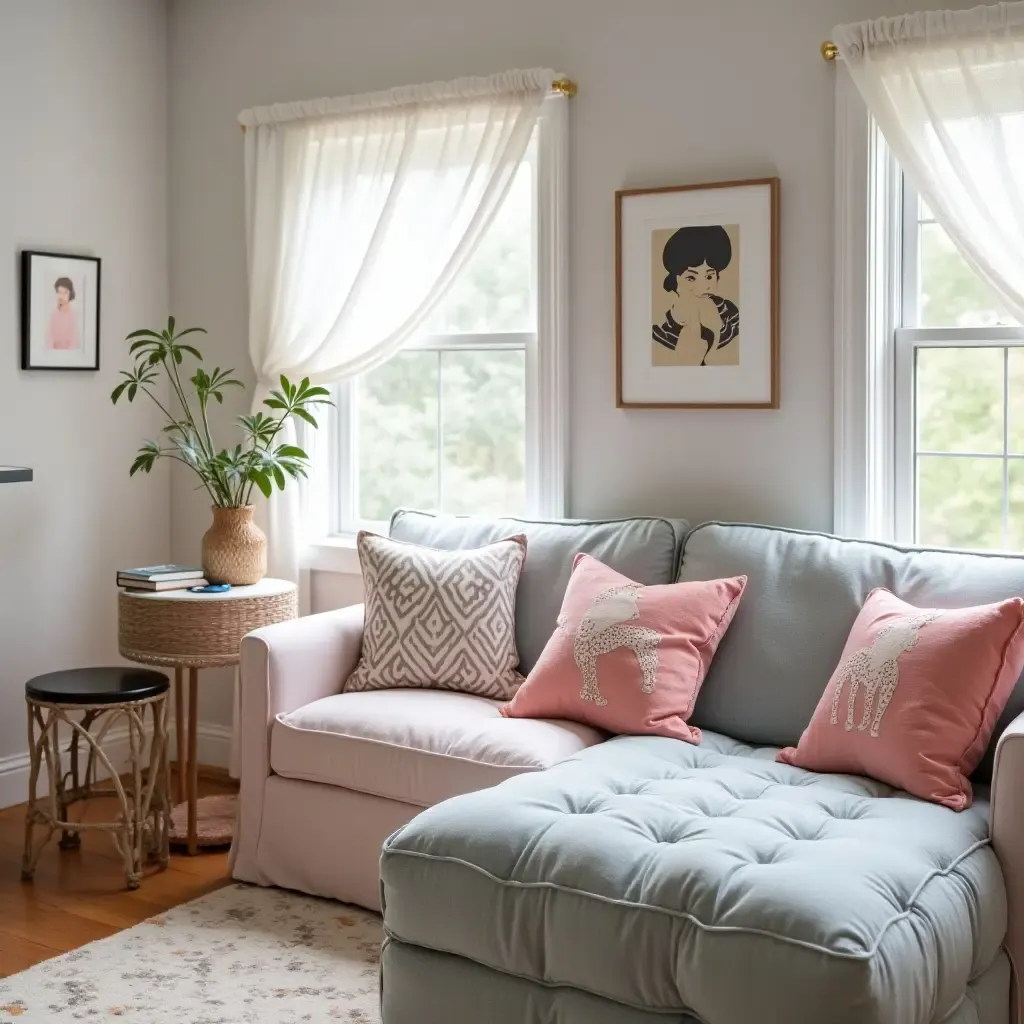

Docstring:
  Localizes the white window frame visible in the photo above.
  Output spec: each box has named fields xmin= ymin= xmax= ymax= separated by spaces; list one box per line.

xmin=332 ymin=330 xmax=536 ymax=536
xmin=310 ymin=94 xmax=569 ymax=572
xmin=834 ymin=73 xmax=1024 ymax=549
xmin=834 ymin=71 xmax=901 ymax=541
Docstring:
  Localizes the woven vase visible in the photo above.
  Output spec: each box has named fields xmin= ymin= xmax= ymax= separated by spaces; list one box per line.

xmin=201 ymin=506 xmax=267 ymax=585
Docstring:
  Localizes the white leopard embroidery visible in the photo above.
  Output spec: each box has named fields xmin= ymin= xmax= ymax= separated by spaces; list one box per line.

xmin=560 ymin=584 xmax=661 ymax=707
xmin=828 ymin=611 xmax=941 ymax=737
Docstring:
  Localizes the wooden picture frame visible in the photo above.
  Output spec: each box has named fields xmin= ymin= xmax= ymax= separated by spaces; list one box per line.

xmin=615 ymin=177 xmax=779 ymax=409
xmin=21 ymin=250 xmax=102 ymax=371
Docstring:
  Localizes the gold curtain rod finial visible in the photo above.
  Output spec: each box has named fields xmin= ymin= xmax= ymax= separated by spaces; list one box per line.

xmin=821 ymin=41 xmax=839 ymax=62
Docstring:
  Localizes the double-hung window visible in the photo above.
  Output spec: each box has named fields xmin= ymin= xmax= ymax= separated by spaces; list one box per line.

xmin=895 ymin=178 xmax=1023 ymax=551
xmin=330 ymin=103 xmax=568 ymax=537
xmin=836 ymin=77 xmax=1024 ymax=552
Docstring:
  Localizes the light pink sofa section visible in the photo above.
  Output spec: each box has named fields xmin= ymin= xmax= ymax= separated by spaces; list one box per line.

xmin=230 ymin=604 xmax=604 ymax=910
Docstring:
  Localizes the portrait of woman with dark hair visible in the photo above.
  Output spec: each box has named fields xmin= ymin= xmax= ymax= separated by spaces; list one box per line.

xmin=651 ymin=224 xmax=740 ymax=366
xmin=45 ymin=275 xmax=80 ymax=351
xmin=21 ymin=251 xmax=101 ymax=370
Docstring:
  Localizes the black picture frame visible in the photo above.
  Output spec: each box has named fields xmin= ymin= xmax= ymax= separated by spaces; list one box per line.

xmin=20 ymin=250 xmax=102 ymax=371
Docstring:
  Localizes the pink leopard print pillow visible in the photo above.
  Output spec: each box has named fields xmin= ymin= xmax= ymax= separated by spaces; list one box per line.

xmin=778 ymin=588 xmax=1024 ymax=810
xmin=500 ymin=553 xmax=746 ymax=742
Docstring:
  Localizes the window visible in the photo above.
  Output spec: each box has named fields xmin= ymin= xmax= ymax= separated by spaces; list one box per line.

xmin=895 ymin=180 xmax=1024 ymax=552
xmin=329 ymin=104 xmax=568 ymax=537
xmin=835 ymin=77 xmax=1024 ymax=552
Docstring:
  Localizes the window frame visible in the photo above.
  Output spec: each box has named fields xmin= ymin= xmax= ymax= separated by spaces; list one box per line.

xmin=834 ymin=73 xmax=1024 ymax=550
xmin=332 ymin=330 xmax=535 ymax=536
xmin=312 ymin=93 xmax=569 ymax=565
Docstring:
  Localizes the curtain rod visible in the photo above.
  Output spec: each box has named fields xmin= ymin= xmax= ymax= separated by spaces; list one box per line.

xmin=821 ymin=41 xmax=839 ymax=61
xmin=239 ymin=77 xmax=578 ymax=132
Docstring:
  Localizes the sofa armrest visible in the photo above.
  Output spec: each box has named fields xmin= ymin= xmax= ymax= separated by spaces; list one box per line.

xmin=231 ymin=604 xmax=364 ymax=882
xmin=990 ymin=710 xmax=1024 ymax=1022
xmin=242 ymin=602 xmax=365 ymax=726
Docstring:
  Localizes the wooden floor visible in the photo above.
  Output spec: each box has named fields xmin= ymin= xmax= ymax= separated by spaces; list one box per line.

xmin=0 ymin=771 xmax=235 ymax=977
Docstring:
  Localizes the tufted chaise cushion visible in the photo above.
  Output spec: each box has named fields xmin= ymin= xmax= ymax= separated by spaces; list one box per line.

xmin=381 ymin=733 xmax=1006 ymax=1024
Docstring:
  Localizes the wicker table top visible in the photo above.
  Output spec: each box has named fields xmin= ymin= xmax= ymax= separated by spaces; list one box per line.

xmin=118 ymin=578 xmax=298 ymax=669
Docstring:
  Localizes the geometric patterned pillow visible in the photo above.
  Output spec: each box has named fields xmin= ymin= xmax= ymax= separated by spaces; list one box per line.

xmin=345 ymin=531 xmax=528 ymax=700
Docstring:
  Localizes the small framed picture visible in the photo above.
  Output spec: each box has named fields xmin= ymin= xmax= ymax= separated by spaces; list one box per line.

xmin=21 ymin=250 xmax=102 ymax=371
xmin=616 ymin=178 xmax=779 ymax=409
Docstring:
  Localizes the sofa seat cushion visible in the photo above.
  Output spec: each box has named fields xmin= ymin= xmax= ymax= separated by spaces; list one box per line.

xmin=381 ymin=732 xmax=1006 ymax=1024
xmin=272 ymin=688 xmax=604 ymax=808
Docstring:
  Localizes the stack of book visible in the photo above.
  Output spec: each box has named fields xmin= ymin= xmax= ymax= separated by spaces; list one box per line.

xmin=117 ymin=565 xmax=208 ymax=591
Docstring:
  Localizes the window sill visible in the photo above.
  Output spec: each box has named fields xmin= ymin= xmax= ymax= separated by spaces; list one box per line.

xmin=306 ymin=536 xmax=361 ymax=576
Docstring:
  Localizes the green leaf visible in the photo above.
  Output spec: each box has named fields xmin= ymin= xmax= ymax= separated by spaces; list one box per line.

xmin=173 ymin=349 xmax=183 ymax=364
xmin=167 ymin=315 xmax=176 ymax=336
xmin=276 ymin=444 xmax=307 ymax=459
xmin=178 ymin=345 xmax=203 ymax=361
xmin=272 ymin=466 xmax=286 ymax=490
xmin=292 ymin=408 xmax=318 ymax=428
xmin=111 ymin=382 xmax=128 ymax=404
xmin=263 ymin=398 xmax=287 ymax=411
xmin=125 ymin=329 xmax=163 ymax=341
xmin=214 ymin=392 xmax=223 ymax=404
xmin=249 ymin=470 xmax=273 ymax=499
xmin=148 ymin=351 xmax=162 ymax=366
xmin=174 ymin=327 xmax=207 ymax=340
xmin=128 ymin=383 xmax=137 ymax=402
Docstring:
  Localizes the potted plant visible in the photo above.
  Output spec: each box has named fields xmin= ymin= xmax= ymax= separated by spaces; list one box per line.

xmin=112 ymin=317 xmax=331 ymax=585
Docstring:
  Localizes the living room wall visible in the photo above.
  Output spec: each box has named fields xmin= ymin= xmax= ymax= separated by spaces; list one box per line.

xmin=166 ymin=0 xmax=978 ymax=727
xmin=0 ymin=0 xmax=170 ymax=805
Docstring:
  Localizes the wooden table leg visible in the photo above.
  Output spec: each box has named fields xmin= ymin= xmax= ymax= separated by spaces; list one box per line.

xmin=174 ymin=667 xmax=185 ymax=805
xmin=187 ymin=667 xmax=199 ymax=855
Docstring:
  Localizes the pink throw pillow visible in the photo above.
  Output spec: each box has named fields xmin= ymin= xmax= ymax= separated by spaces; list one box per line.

xmin=778 ymin=588 xmax=1024 ymax=810
xmin=500 ymin=554 xmax=747 ymax=742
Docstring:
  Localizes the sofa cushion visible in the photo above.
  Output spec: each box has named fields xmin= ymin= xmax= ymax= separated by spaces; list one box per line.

xmin=272 ymin=688 xmax=604 ymax=808
xmin=389 ymin=510 xmax=687 ymax=674
xmin=779 ymin=588 xmax=1024 ymax=810
xmin=501 ymin=554 xmax=747 ymax=743
xmin=346 ymin=531 xmax=527 ymax=700
xmin=381 ymin=733 xmax=1005 ymax=1024
xmin=679 ymin=522 xmax=1024 ymax=763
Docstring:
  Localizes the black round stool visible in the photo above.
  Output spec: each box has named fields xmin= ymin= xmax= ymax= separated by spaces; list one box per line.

xmin=22 ymin=667 xmax=172 ymax=890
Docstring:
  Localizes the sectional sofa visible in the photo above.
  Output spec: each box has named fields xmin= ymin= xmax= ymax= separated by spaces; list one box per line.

xmin=231 ymin=511 xmax=1024 ymax=1024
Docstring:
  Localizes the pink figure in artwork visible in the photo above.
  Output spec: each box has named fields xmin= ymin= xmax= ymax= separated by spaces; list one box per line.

xmin=46 ymin=277 xmax=80 ymax=350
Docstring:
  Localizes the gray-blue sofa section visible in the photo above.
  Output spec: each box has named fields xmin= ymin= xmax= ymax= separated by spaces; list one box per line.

xmin=379 ymin=515 xmax=1024 ymax=1024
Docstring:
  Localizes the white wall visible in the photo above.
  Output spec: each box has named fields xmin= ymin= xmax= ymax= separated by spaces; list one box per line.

xmin=0 ymin=0 xmax=170 ymax=801
xmin=167 ymin=0 xmax=978 ymax=726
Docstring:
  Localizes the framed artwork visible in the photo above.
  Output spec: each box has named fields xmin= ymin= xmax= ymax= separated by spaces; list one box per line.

xmin=21 ymin=250 xmax=101 ymax=371
xmin=615 ymin=178 xmax=779 ymax=409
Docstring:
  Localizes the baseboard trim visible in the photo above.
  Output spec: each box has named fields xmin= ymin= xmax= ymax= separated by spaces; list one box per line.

xmin=0 ymin=721 xmax=234 ymax=811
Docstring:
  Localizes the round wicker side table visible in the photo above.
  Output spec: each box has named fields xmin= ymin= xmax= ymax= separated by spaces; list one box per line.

xmin=117 ymin=579 xmax=298 ymax=854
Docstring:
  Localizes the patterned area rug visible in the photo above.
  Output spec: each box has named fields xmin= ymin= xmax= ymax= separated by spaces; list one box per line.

xmin=0 ymin=883 xmax=382 ymax=1022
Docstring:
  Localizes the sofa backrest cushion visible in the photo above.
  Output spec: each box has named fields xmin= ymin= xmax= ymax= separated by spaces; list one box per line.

xmin=389 ymin=510 xmax=687 ymax=674
xmin=679 ymin=522 xmax=1024 ymax=771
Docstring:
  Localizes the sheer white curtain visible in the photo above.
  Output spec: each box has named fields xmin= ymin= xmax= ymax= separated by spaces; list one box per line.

xmin=835 ymin=3 xmax=1024 ymax=322
xmin=238 ymin=68 xmax=555 ymax=582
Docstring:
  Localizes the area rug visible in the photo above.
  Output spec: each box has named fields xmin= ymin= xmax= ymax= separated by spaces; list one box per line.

xmin=0 ymin=883 xmax=382 ymax=1022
